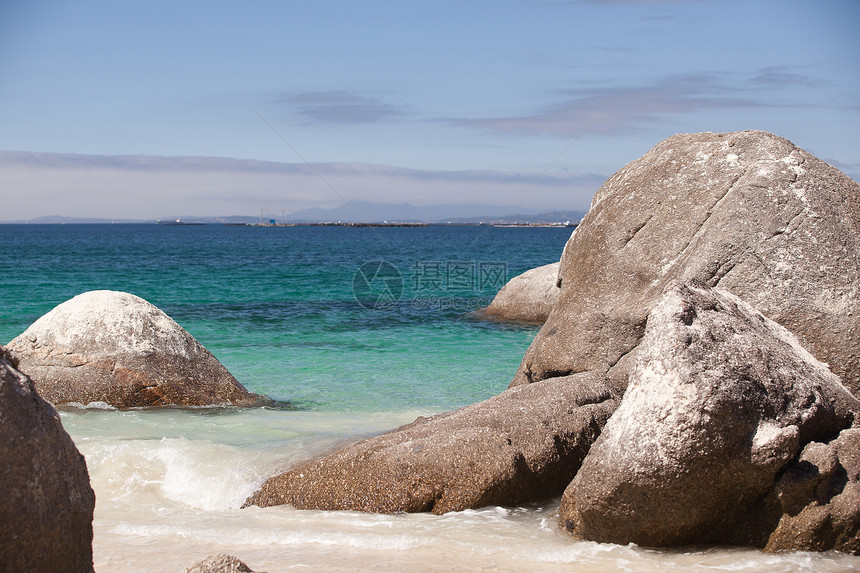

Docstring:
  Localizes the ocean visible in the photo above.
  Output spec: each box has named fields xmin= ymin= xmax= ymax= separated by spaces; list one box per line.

xmin=1 ymin=223 xmax=857 ymax=572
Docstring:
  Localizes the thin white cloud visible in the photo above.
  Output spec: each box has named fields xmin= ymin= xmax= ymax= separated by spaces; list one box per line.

xmin=0 ymin=151 xmax=599 ymax=184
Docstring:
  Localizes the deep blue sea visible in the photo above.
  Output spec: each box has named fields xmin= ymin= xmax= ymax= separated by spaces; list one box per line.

xmin=2 ymin=224 xmax=855 ymax=572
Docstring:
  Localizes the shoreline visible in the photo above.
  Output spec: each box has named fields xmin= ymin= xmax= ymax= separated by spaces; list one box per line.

xmin=62 ymin=406 xmax=860 ymax=573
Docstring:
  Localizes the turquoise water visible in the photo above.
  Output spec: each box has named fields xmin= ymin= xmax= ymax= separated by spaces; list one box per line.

xmin=0 ymin=223 xmax=566 ymax=409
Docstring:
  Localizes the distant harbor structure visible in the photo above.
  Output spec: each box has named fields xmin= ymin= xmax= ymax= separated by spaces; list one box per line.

xmin=493 ymin=221 xmax=575 ymax=228
xmin=156 ymin=219 xmax=204 ymax=226
xmin=153 ymin=206 xmax=582 ymax=228
xmin=249 ymin=208 xmax=294 ymax=227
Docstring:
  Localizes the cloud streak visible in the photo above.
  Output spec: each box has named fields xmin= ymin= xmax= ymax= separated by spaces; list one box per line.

xmin=0 ymin=151 xmax=601 ymax=184
xmin=457 ymin=70 xmax=813 ymax=137
xmin=750 ymin=66 xmax=818 ymax=89
xmin=276 ymin=91 xmax=407 ymax=124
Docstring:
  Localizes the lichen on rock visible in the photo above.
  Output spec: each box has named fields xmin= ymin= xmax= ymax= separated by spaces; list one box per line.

xmin=559 ymin=282 xmax=859 ymax=551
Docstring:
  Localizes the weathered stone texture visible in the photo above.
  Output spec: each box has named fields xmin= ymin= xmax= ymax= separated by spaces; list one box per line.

xmin=245 ymin=373 xmax=617 ymax=514
xmin=181 ymin=553 xmax=255 ymax=573
xmin=7 ymin=290 xmax=263 ymax=408
xmin=559 ymin=283 xmax=859 ymax=550
xmin=0 ymin=345 xmax=96 ymax=571
xmin=514 ymin=131 xmax=860 ymax=397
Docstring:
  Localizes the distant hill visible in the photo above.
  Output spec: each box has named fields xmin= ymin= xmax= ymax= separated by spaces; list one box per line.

xmin=282 ymin=201 xmax=545 ymax=223
xmin=1 ymin=202 xmax=587 ymax=225
xmin=281 ymin=201 xmax=585 ymax=224
xmin=9 ymin=215 xmax=152 ymax=224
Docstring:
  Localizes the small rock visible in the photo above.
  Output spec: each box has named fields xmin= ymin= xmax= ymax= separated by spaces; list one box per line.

xmin=475 ymin=262 xmax=560 ymax=323
xmin=182 ymin=553 xmax=254 ymax=573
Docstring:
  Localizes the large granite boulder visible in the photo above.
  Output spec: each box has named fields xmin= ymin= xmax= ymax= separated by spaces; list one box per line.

xmin=514 ymin=130 xmax=860 ymax=397
xmin=559 ymin=282 xmax=860 ymax=550
xmin=6 ymin=290 xmax=263 ymax=408
xmin=0 ymin=345 xmax=95 ymax=571
xmin=475 ymin=262 xmax=560 ymax=323
xmin=244 ymin=373 xmax=617 ymax=514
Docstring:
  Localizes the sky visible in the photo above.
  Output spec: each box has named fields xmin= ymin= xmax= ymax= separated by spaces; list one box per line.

xmin=1 ymin=0 xmax=858 ymax=221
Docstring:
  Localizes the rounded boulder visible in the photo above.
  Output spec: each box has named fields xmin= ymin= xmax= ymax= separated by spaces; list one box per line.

xmin=7 ymin=290 xmax=263 ymax=408
xmin=476 ymin=262 xmax=560 ymax=324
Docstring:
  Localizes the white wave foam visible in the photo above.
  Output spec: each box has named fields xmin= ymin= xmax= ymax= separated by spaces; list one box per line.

xmin=66 ymin=408 xmax=860 ymax=573
xmin=111 ymin=521 xmax=431 ymax=552
xmin=81 ymin=435 xmax=264 ymax=510
xmin=62 ymin=401 xmax=117 ymax=410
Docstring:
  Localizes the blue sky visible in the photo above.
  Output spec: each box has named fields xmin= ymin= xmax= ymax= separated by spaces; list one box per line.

xmin=1 ymin=0 xmax=858 ymax=220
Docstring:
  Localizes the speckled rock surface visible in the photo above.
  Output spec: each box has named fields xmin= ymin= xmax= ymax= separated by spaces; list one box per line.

xmin=476 ymin=262 xmax=560 ymax=324
xmin=181 ymin=553 xmax=255 ymax=573
xmin=0 ymin=345 xmax=95 ymax=571
xmin=559 ymin=282 xmax=859 ymax=549
xmin=244 ymin=373 xmax=618 ymax=514
xmin=7 ymin=290 xmax=264 ymax=408
xmin=764 ymin=427 xmax=860 ymax=554
xmin=513 ymin=131 xmax=860 ymax=397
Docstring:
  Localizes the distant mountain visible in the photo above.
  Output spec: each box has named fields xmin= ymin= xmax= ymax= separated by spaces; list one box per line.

xmin=283 ymin=201 xmax=548 ymax=223
xmin=1 ymin=203 xmax=587 ymax=225
xmin=7 ymin=215 xmax=152 ymax=224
